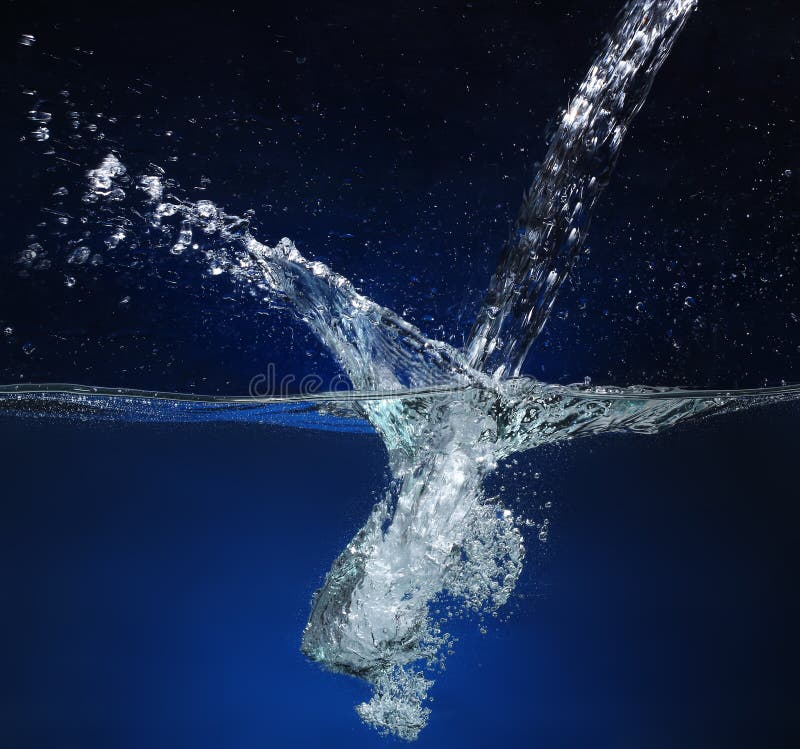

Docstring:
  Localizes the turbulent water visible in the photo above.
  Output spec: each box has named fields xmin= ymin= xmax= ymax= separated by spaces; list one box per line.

xmin=4 ymin=0 xmax=800 ymax=740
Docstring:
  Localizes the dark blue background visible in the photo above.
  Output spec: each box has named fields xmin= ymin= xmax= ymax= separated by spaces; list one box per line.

xmin=0 ymin=0 xmax=798 ymax=392
xmin=1 ymin=0 xmax=799 ymax=746
xmin=1 ymin=404 xmax=798 ymax=748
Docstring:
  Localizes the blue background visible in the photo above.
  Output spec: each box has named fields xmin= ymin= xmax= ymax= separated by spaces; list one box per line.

xmin=1 ymin=0 xmax=799 ymax=746
xmin=1 ymin=405 xmax=798 ymax=748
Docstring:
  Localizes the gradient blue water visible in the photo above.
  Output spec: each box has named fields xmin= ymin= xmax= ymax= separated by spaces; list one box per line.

xmin=2 ymin=401 xmax=797 ymax=748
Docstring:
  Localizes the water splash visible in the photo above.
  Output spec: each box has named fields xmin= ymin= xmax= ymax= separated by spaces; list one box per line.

xmin=4 ymin=0 xmax=800 ymax=740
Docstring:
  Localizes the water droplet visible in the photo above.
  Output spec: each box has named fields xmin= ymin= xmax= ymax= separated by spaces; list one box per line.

xmin=67 ymin=246 xmax=91 ymax=265
xmin=18 ymin=243 xmax=43 ymax=266
xmin=155 ymin=202 xmax=178 ymax=218
xmin=31 ymin=127 xmax=50 ymax=141
xmin=106 ymin=229 xmax=126 ymax=249
xmin=171 ymin=220 xmax=193 ymax=254
xmin=684 ymin=296 xmax=696 ymax=308
xmin=86 ymin=153 xmax=126 ymax=197
xmin=196 ymin=200 xmax=217 ymax=219
xmin=19 ymin=34 xmax=36 ymax=47
xmin=64 ymin=275 xmax=76 ymax=288
xmin=3 ymin=326 xmax=13 ymax=336
xmin=22 ymin=342 xmax=35 ymax=355
xmin=137 ymin=175 xmax=163 ymax=202
xmin=635 ymin=301 xmax=646 ymax=312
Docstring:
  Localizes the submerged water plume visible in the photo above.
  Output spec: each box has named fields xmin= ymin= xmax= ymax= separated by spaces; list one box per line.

xmin=3 ymin=0 xmax=800 ymax=740
xmin=304 ymin=0 xmax=707 ymax=737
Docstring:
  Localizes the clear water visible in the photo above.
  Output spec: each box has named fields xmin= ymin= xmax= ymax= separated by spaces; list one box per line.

xmin=2 ymin=0 xmax=799 ymax=744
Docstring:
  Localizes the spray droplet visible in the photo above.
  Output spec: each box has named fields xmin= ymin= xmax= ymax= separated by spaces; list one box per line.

xmin=67 ymin=246 xmax=91 ymax=265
